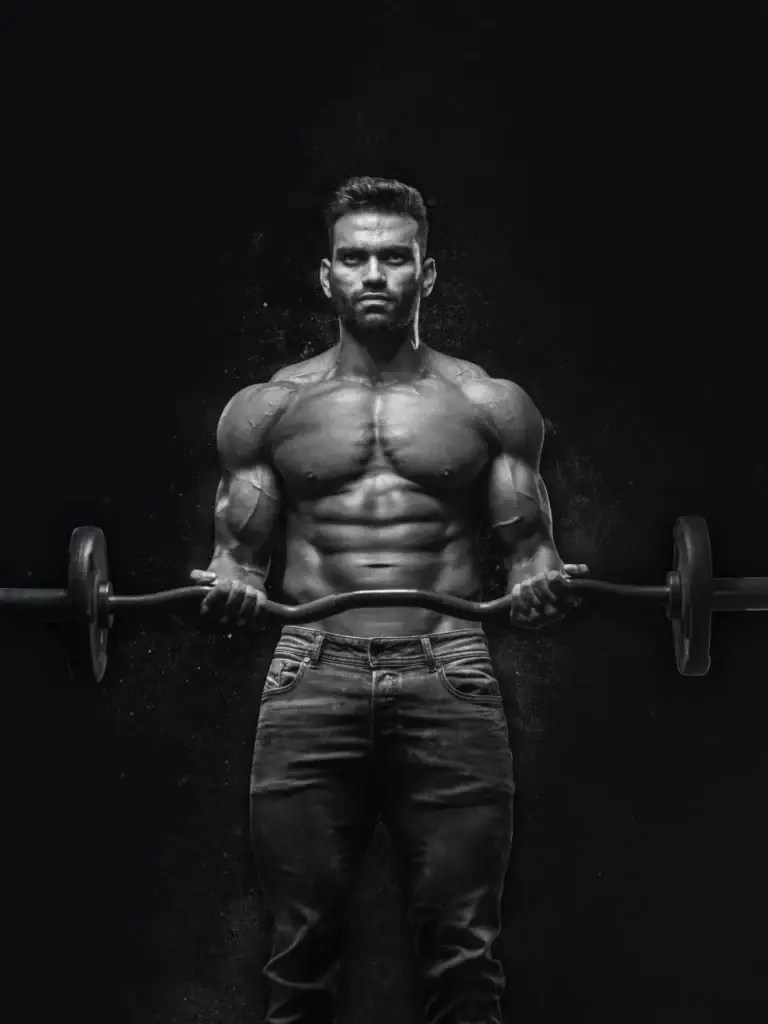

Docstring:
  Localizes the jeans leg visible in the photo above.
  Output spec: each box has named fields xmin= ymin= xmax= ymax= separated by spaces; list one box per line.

xmin=250 ymin=649 xmax=375 ymax=1024
xmin=378 ymin=653 xmax=515 ymax=1024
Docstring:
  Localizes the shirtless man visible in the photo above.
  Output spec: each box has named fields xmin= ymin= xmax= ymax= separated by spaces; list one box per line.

xmin=193 ymin=177 xmax=587 ymax=1024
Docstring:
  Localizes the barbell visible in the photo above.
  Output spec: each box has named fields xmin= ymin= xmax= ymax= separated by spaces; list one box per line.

xmin=1 ymin=516 xmax=766 ymax=686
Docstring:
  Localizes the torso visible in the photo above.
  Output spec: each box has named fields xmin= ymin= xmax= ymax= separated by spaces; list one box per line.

xmin=267 ymin=347 xmax=497 ymax=636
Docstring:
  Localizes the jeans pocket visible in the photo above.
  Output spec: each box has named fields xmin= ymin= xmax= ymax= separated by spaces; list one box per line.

xmin=437 ymin=652 xmax=503 ymax=704
xmin=262 ymin=655 xmax=309 ymax=699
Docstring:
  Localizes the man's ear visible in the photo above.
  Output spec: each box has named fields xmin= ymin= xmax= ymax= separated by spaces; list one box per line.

xmin=421 ymin=257 xmax=437 ymax=298
xmin=319 ymin=258 xmax=332 ymax=300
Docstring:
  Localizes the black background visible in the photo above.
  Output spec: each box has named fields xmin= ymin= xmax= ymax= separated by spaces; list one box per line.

xmin=2 ymin=2 xmax=767 ymax=1021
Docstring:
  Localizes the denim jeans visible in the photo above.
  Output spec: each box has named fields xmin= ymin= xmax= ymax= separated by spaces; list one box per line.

xmin=250 ymin=626 xmax=515 ymax=1024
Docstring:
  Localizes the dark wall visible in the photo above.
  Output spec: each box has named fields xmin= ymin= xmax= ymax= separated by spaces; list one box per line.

xmin=2 ymin=2 xmax=766 ymax=1021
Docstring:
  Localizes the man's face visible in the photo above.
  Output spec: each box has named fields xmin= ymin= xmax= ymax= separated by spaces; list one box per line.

xmin=320 ymin=210 xmax=436 ymax=333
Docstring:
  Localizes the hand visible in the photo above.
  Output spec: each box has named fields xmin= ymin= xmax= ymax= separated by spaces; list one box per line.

xmin=509 ymin=563 xmax=590 ymax=630
xmin=190 ymin=570 xmax=267 ymax=627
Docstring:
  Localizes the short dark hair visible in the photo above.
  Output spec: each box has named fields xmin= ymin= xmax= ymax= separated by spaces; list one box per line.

xmin=324 ymin=176 xmax=429 ymax=254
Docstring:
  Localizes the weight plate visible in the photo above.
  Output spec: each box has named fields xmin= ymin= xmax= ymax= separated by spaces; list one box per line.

xmin=672 ymin=516 xmax=712 ymax=676
xmin=68 ymin=526 xmax=110 ymax=685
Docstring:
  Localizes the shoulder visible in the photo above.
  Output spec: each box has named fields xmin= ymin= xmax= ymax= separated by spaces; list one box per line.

xmin=426 ymin=350 xmax=544 ymax=458
xmin=216 ymin=348 xmax=337 ymax=464
xmin=460 ymin=375 xmax=545 ymax=462
xmin=216 ymin=380 xmax=299 ymax=465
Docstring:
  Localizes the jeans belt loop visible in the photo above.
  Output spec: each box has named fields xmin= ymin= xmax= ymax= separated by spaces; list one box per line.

xmin=310 ymin=632 xmax=325 ymax=668
xmin=420 ymin=636 xmax=437 ymax=671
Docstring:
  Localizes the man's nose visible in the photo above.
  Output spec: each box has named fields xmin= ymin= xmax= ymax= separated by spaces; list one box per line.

xmin=362 ymin=259 xmax=386 ymax=284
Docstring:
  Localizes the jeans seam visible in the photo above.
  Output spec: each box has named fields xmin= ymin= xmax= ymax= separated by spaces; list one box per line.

xmin=369 ymin=668 xmax=375 ymax=746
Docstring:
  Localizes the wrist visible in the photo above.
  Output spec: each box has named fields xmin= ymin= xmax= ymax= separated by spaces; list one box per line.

xmin=506 ymin=555 xmax=563 ymax=590
xmin=207 ymin=563 xmax=267 ymax=592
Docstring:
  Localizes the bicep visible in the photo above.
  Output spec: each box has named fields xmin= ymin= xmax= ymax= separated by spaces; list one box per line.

xmin=488 ymin=452 xmax=552 ymax=543
xmin=214 ymin=463 xmax=282 ymax=559
xmin=469 ymin=374 xmax=558 ymax=561
xmin=212 ymin=381 xmax=292 ymax=565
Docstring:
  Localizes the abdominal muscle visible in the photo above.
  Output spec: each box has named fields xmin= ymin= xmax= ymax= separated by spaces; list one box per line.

xmin=280 ymin=505 xmax=483 ymax=637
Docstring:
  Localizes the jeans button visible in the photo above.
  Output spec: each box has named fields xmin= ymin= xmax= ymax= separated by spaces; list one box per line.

xmin=303 ymin=657 xmax=310 ymax=664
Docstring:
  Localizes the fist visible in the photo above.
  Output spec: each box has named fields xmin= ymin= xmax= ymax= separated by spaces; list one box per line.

xmin=509 ymin=563 xmax=589 ymax=630
xmin=190 ymin=570 xmax=267 ymax=626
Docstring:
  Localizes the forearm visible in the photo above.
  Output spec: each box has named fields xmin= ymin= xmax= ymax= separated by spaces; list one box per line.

xmin=206 ymin=547 xmax=270 ymax=591
xmin=503 ymin=537 xmax=564 ymax=590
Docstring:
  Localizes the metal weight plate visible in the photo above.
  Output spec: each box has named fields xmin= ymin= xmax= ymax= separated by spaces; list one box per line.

xmin=68 ymin=526 xmax=111 ymax=684
xmin=670 ymin=516 xmax=713 ymax=676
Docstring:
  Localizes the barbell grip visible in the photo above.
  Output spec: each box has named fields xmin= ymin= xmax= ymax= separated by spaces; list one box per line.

xmin=107 ymin=579 xmax=673 ymax=618
xmin=109 ymin=579 xmax=673 ymax=608
xmin=109 ymin=587 xmax=514 ymax=621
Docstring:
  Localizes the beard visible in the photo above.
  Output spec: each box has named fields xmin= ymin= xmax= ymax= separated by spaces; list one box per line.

xmin=329 ymin=285 xmax=420 ymax=342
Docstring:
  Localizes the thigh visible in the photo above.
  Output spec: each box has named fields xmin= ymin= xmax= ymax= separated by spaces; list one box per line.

xmin=378 ymin=646 xmax=515 ymax=813
xmin=385 ymin=797 xmax=513 ymax=912
xmin=378 ymin=649 xmax=515 ymax=899
xmin=251 ymin=650 xmax=376 ymax=898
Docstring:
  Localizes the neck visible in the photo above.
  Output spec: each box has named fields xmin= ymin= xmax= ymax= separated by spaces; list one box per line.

xmin=334 ymin=320 xmax=427 ymax=382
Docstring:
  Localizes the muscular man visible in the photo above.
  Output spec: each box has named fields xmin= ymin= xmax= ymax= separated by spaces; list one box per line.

xmin=193 ymin=177 xmax=588 ymax=1024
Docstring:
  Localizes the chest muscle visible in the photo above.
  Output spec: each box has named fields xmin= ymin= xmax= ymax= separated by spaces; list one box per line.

xmin=270 ymin=380 xmax=490 ymax=496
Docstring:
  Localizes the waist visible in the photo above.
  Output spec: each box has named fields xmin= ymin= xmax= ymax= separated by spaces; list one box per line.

xmin=275 ymin=625 xmax=489 ymax=669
